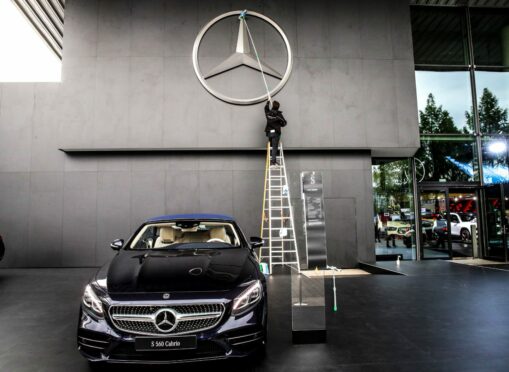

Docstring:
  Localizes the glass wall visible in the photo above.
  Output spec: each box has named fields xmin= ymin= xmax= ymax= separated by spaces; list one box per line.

xmin=475 ymin=72 xmax=509 ymax=134
xmin=411 ymin=7 xmax=469 ymax=66
xmin=470 ymin=8 xmax=509 ymax=68
xmin=415 ymin=71 xmax=473 ymax=133
xmin=482 ymin=136 xmax=509 ymax=184
xmin=408 ymin=6 xmax=509 ymax=261
xmin=372 ymin=159 xmax=416 ymax=260
xmin=412 ymin=6 xmax=509 ymax=164
xmin=416 ymin=135 xmax=478 ymax=183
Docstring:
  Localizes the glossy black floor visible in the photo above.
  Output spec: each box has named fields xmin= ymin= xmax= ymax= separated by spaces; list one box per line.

xmin=1 ymin=262 xmax=509 ymax=372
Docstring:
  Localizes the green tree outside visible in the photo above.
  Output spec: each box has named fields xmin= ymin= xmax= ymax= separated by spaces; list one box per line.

xmin=416 ymin=94 xmax=476 ymax=182
xmin=419 ymin=93 xmax=461 ymax=135
xmin=464 ymin=88 xmax=508 ymax=134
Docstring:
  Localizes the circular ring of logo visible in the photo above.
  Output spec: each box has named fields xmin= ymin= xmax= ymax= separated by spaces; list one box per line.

xmin=153 ymin=308 xmax=177 ymax=333
xmin=192 ymin=10 xmax=293 ymax=105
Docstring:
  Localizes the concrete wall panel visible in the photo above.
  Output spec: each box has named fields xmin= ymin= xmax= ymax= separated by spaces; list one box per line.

xmin=165 ymin=170 xmax=200 ymax=214
xmin=94 ymin=57 xmax=130 ymax=148
xmin=165 ymin=0 xmax=198 ymax=57
xmin=0 ymin=173 xmax=30 ymax=267
xmin=63 ymin=0 xmax=98 ymax=58
xmin=96 ymin=172 xmax=131 ymax=266
xmin=130 ymin=171 xmax=166 ymax=230
xmin=129 ymin=57 xmax=165 ymax=147
xmin=62 ymin=172 xmax=97 ymax=266
xmin=0 ymin=0 xmax=417 ymax=267
xmin=97 ymin=0 xmax=132 ymax=57
xmin=131 ymin=0 xmax=165 ymax=57
xmin=0 ymin=84 xmax=34 ymax=172
xmin=28 ymin=172 xmax=64 ymax=267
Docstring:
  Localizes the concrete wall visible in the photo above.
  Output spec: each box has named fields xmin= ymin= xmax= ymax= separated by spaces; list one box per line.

xmin=0 ymin=0 xmax=418 ymax=268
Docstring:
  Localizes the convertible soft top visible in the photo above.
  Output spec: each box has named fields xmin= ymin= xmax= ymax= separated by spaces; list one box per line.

xmin=147 ymin=213 xmax=235 ymax=222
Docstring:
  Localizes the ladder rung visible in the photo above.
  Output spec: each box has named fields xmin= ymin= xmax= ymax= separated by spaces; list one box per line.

xmin=269 ymin=251 xmax=298 ymax=254
xmin=262 ymin=227 xmax=295 ymax=230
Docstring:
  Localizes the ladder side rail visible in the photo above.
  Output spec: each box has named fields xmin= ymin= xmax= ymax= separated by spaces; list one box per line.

xmin=280 ymin=143 xmax=301 ymax=272
xmin=259 ymin=141 xmax=271 ymax=261
xmin=268 ymin=155 xmax=273 ymax=273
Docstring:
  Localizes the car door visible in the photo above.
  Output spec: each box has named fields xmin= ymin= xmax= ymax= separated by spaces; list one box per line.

xmin=450 ymin=213 xmax=461 ymax=236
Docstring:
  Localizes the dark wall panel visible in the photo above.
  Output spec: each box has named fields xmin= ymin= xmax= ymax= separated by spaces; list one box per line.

xmin=0 ymin=0 xmax=416 ymax=267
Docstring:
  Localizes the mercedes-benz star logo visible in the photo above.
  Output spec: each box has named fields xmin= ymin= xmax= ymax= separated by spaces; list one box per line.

xmin=154 ymin=309 xmax=177 ymax=333
xmin=192 ymin=10 xmax=293 ymax=105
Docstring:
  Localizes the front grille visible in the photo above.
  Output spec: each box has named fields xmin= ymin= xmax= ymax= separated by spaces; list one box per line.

xmin=108 ymin=303 xmax=225 ymax=336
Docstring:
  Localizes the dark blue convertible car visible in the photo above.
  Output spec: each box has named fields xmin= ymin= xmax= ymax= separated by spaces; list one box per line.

xmin=77 ymin=214 xmax=267 ymax=366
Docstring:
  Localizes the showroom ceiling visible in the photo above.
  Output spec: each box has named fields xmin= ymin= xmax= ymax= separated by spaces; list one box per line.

xmin=12 ymin=0 xmax=64 ymax=59
xmin=411 ymin=0 xmax=509 ymax=6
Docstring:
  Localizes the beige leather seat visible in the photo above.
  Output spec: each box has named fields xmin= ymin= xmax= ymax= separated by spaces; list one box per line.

xmin=154 ymin=227 xmax=176 ymax=248
xmin=209 ymin=226 xmax=231 ymax=244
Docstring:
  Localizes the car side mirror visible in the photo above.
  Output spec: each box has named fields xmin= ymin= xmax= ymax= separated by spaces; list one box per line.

xmin=250 ymin=237 xmax=263 ymax=249
xmin=110 ymin=238 xmax=124 ymax=251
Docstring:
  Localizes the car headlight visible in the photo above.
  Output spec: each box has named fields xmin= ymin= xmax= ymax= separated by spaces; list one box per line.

xmin=82 ymin=284 xmax=104 ymax=317
xmin=232 ymin=280 xmax=263 ymax=315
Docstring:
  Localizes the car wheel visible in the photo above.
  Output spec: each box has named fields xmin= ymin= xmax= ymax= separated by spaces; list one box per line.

xmin=460 ymin=228 xmax=471 ymax=242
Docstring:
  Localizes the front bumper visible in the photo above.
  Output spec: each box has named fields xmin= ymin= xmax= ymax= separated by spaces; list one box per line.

xmin=77 ymin=302 xmax=266 ymax=364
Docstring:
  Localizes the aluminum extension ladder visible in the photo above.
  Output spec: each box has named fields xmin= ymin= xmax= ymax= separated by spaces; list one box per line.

xmin=259 ymin=142 xmax=300 ymax=274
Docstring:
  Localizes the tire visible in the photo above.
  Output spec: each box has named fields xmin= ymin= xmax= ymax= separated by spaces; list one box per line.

xmin=460 ymin=228 xmax=471 ymax=242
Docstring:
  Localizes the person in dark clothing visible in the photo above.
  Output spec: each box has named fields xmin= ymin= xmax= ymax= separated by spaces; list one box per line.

xmin=264 ymin=100 xmax=287 ymax=166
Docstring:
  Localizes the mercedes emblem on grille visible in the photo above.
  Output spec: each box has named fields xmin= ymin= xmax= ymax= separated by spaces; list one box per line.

xmin=162 ymin=293 xmax=170 ymax=299
xmin=154 ymin=309 xmax=177 ymax=333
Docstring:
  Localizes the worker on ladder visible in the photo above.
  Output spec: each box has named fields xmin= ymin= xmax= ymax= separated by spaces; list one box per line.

xmin=264 ymin=100 xmax=287 ymax=166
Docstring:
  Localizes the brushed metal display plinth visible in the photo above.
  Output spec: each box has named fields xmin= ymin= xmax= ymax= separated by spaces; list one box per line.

xmin=291 ymin=272 xmax=326 ymax=344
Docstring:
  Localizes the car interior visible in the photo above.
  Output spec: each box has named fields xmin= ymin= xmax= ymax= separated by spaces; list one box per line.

xmin=130 ymin=222 xmax=240 ymax=249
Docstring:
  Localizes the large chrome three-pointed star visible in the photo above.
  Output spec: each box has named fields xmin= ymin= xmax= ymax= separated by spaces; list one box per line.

xmin=203 ymin=18 xmax=283 ymax=80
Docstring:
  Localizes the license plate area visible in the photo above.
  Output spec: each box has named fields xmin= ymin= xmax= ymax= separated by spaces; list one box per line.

xmin=135 ymin=336 xmax=197 ymax=351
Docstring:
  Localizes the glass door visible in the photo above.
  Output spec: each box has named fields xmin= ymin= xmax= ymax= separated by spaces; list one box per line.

xmin=419 ymin=188 xmax=451 ymax=259
xmin=484 ymin=184 xmax=508 ymax=261
xmin=448 ymin=188 xmax=478 ymax=258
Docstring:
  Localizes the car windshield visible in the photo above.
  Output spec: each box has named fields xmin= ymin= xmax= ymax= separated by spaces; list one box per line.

xmin=129 ymin=221 xmax=241 ymax=250
xmin=459 ymin=213 xmax=476 ymax=222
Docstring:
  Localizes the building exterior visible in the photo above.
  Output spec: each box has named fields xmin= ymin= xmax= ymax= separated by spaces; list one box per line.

xmin=375 ymin=2 xmax=509 ymax=263
xmin=0 ymin=0 xmax=507 ymax=269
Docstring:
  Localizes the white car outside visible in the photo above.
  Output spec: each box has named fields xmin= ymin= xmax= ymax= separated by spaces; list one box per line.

xmin=449 ymin=213 xmax=477 ymax=241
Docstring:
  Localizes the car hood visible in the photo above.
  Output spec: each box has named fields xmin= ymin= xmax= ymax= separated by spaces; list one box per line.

xmin=104 ymin=247 xmax=257 ymax=294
